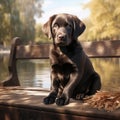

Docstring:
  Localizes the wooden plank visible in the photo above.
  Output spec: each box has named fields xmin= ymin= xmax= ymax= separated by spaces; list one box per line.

xmin=81 ymin=40 xmax=120 ymax=58
xmin=0 ymin=87 xmax=120 ymax=120
xmin=16 ymin=40 xmax=120 ymax=59
xmin=16 ymin=44 xmax=50 ymax=59
xmin=42 ymin=111 xmax=107 ymax=120
xmin=0 ymin=105 xmax=42 ymax=120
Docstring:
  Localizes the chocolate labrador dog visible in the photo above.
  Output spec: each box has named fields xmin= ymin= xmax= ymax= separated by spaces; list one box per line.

xmin=42 ymin=13 xmax=101 ymax=106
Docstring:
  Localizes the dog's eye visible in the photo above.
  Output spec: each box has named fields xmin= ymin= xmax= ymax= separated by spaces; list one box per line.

xmin=66 ymin=23 xmax=72 ymax=28
xmin=53 ymin=23 xmax=59 ymax=28
xmin=52 ymin=23 xmax=59 ymax=34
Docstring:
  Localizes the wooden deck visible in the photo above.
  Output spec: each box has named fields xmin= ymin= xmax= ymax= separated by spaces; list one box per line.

xmin=0 ymin=87 xmax=120 ymax=120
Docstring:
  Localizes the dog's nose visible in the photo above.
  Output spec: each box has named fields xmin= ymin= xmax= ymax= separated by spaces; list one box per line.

xmin=58 ymin=34 xmax=65 ymax=40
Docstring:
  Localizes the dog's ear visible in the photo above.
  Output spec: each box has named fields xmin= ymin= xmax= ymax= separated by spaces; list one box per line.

xmin=72 ymin=16 xmax=86 ymax=39
xmin=42 ymin=15 xmax=56 ymax=39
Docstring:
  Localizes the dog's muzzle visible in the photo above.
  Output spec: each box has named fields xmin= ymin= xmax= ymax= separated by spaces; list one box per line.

xmin=55 ymin=34 xmax=68 ymax=46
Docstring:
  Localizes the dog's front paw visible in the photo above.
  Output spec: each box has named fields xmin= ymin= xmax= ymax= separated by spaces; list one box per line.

xmin=56 ymin=97 xmax=69 ymax=106
xmin=43 ymin=96 xmax=56 ymax=104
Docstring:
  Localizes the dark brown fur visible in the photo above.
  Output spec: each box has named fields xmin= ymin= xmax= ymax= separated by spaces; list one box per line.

xmin=42 ymin=13 xmax=101 ymax=106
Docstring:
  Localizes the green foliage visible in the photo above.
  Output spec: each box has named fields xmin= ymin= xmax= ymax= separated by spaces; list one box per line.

xmin=0 ymin=0 xmax=43 ymax=45
xmin=81 ymin=0 xmax=120 ymax=41
xmin=35 ymin=24 xmax=50 ymax=43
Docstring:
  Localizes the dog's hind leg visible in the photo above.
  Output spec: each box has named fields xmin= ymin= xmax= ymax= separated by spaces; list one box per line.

xmin=87 ymin=72 xmax=101 ymax=95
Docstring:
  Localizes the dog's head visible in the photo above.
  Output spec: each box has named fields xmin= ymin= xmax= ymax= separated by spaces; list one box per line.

xmin=42 ymin=13 xmax=86 ymax=46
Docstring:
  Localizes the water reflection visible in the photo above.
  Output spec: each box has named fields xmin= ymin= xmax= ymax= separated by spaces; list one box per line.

xmin=92 ymin=58 xmax=120 ymax=91
xmin=17 ymin=59 xmax=50 ymax=89
xmin=0 ymin=54 xmax=9 ymax=80
xmin=0 ymin=54 xmax=120 ymax=91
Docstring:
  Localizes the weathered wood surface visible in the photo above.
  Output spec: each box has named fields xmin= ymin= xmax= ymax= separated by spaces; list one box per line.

xmin=0 ymin=87 xmax=120 ymax=120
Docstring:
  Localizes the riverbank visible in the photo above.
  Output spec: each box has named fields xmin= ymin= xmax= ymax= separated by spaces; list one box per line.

xmin=0 ymin=45 xmax=10 ymax=54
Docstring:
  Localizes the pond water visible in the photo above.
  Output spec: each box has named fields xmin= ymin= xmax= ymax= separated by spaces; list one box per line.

xmin=0 ymin=54 xmax=120 ymax=91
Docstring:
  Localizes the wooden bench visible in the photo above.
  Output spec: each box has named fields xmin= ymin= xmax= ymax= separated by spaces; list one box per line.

xmin=0 ymin=37 xmax=120 ymax=120
xmin=1 ymin=37 xmax=120 ymax=86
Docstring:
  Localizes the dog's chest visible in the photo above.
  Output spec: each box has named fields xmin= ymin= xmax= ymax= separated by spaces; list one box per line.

xmin=53 ymin=48 xmax=73 ymax=65
xmin=51 ymin=48 xmax=78 ymax=75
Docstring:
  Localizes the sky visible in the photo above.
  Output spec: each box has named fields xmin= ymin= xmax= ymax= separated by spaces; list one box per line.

xmin=36 ymin=0 xmax=90 ymax=23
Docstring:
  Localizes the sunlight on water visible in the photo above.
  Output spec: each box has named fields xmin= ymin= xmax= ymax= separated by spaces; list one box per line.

xmin=33 ymin=67 xmax=51 ymax=89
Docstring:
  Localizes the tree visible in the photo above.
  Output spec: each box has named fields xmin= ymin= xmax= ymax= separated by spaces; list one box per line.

xmin=82 ymin=0 xmax=120 ymax=41
xmin=0 ymin=0 xmax=43 ymax=45
xmin=0 ymin=0 xmax=11 ymax=45
xmin=15 ymin=0 xmax=43 ymax=43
